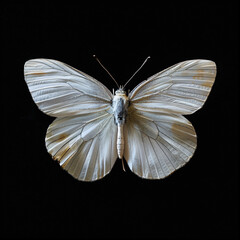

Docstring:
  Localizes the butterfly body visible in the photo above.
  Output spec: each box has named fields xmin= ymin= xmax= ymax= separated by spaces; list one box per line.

xmin=24 ymin=58 xmax=216 ymax=181
xmin=112 ymin=89 xmax=129 ymax=159
xmin=112 ymin=89 xmax=129 ymax=125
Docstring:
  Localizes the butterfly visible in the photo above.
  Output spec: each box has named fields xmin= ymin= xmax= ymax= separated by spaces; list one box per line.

xmin=24 ymin=58 xmax=216 ymax=181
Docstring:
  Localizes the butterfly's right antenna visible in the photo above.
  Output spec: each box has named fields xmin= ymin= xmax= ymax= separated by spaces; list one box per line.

xmin=123 ymin=56 xmax=151 ymax=89
xmin=93 ymin=55 xmax=120 ymax=89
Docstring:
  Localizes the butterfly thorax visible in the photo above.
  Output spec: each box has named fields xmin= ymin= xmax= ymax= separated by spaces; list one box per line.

xmin=112 ymin=89 xmax=129 ymax=125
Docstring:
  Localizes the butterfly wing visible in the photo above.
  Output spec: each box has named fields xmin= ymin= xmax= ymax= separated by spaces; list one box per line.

xmin=124 ymin=110 xmax=196 ymax=179
xmin=124 ymin=59 xmax=216 ymax=179
xmin=24 ymin=59 xmax=112 ymax=117
xmin=129 ymin=59 xmax=216 ymax=115
xmin=46 ymin=112 xmax=117 ymax=181
xmin=24 ymin=59 xmax=117 ymax=181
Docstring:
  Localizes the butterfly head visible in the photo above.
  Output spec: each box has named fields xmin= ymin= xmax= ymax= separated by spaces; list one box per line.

xmin=115 ymin=88 xmax=126 ymax=96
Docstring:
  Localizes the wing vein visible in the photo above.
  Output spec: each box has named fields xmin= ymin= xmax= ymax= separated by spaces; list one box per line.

xmin=66 ymin=81 xmax=110 ymax=102
xmin=157 ymin=124 xmax=196 ymax=149
xmin=148 ymin=136 xmax=164 ymax=178
xmin=140 ymin=132 xmax=152 ymax=177
xmin=155 ymin=140 xmax=176 ymax=170
xmin=157 ymin=129 xmax=192 ymax=156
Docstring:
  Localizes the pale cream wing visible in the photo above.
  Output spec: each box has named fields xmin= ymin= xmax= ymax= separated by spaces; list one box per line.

xmin=46 ymin=112 xmax=117 ymax=181
xmin=124 ymin=109 xmax=197 ymax=179
xmin=129 ymin=59 xmax=216 ymax=115
xmin=24 ymin=59 xmax=112 ymax=117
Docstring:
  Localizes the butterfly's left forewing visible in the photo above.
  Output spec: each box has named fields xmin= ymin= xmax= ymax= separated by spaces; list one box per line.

xmin=24 ymin=59 xmax=112 ymax=117
xmin=125 ymin=59 xmax=216 ymax=179
xmin=24 ymin=59 xmax=117 ymax=181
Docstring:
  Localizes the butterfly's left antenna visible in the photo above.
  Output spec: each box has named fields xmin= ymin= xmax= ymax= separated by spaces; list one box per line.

xmin=93 ymin=55 xmax=120 ymax=89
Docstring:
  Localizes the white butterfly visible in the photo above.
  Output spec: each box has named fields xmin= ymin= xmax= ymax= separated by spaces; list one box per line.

xmin=24 ymin=58 xmax=216 ymax=181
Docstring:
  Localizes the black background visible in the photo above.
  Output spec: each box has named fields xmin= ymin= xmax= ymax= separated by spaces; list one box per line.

xmin=1 ymin=1 xmax=239 ymax=239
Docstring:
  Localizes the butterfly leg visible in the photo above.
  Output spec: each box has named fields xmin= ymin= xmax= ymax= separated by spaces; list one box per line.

xmin=121 ymin=158 xmax=126 ymax=172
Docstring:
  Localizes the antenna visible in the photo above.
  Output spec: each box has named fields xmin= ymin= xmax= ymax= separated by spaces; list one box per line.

xmin=123 ymin=56 xmax=151 ymax=89
xmin=93 ymin=55 xmax=120 ymax=88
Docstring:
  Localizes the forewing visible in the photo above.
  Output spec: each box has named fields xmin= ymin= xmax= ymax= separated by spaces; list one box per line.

xmin=46 ymin=112 xmax=117 ymax=181
xmin=129 ymin=60 xmax=216 ymax=115
xmin=124 ymin=110 xmax=197 ymax=179
xmin=24 ymin=59 xmax=113 ymax=117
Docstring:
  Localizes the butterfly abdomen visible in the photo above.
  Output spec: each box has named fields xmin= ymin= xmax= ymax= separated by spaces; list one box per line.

xmin=117 ymin=124 xmax=124 ymax=159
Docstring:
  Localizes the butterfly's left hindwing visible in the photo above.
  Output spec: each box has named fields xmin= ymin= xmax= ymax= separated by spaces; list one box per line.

xmin=46 ymin=112 xmax=117 ymax=181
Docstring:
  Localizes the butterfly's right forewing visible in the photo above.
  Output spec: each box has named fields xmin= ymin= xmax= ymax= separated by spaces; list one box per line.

xmin=129 ymin=60 xmax=216 ymax=115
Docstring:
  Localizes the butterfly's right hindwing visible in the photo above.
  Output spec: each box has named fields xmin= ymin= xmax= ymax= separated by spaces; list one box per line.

xmin=124 ymin=109 xmax=197 ymax=179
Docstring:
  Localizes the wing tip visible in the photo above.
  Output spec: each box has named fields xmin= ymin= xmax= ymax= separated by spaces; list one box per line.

xmin=182 ymin=59 xmax=216 ymax=67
